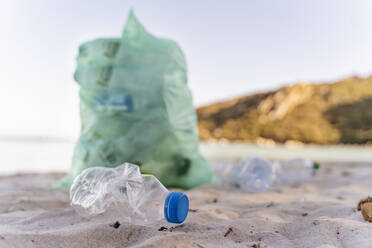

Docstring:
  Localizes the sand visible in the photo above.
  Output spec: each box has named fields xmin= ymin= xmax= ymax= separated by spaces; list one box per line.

xmin=0 ymin=163 xmax=372 ymax=248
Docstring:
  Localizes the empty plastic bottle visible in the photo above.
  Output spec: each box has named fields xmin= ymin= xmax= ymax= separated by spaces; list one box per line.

xmin=70 ymin=163 xmax=189 ymax=225
xmin=212 ymin=157 xmax=274 ymax=193
xmin=273 ymin=158 xmax=320 ymax=186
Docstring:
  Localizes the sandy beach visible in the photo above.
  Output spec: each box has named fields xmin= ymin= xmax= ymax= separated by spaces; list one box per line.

xmin=0 ymin=162 xmax=372 ymax=248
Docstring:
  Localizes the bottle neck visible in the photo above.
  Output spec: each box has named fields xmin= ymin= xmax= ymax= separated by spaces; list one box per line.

xmin=313 ymin=162 xmax=320 ymax=170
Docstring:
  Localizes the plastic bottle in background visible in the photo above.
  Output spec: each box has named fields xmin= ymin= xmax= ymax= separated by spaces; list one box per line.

xmin=70 ymin=163 xmax=189 ymax=225
xmin=212 ymin=157 xmax=274 ymax=193
xmin=273 ymin=158 xmax=320 ymax=186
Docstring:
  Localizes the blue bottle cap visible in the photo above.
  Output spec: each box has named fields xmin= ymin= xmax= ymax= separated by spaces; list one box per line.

xmin=164 ymin=191 xmax=189 ymax=224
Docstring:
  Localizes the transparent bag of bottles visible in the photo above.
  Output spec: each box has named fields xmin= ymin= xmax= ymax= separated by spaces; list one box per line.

xmin=54 ymin=10 xmax=213 ymax=189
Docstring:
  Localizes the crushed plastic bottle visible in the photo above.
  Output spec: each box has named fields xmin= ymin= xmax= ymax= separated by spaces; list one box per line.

xmin=273 ymin=158 xmax=320 ymax=186
xmin=212 ymin=157 xmax=274 ymax=193
xmin=70 ymin=163 xmax=189 ymax=225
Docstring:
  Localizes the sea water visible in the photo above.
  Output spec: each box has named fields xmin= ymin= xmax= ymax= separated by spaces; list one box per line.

xmin=0 ymin=138 xmax=372 ymax=175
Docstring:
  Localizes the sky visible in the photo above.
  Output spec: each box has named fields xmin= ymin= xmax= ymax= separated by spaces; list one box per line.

xmin=1 ymin=0 xmax=372 ymax=140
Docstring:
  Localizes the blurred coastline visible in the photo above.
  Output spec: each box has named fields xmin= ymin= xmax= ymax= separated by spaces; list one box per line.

xmin=2 ymin=75 xmax=372 ymax=174
xmin=198 ymin=75 xmax=372 ymax=145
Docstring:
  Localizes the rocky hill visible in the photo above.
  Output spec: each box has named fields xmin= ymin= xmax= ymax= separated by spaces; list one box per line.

xmin=197 ymin=75 xmax=372 ymax=144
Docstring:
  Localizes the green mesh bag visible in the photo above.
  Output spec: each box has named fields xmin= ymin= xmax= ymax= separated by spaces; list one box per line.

xmin=54 ymin=10 xmax=213 ymax=189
